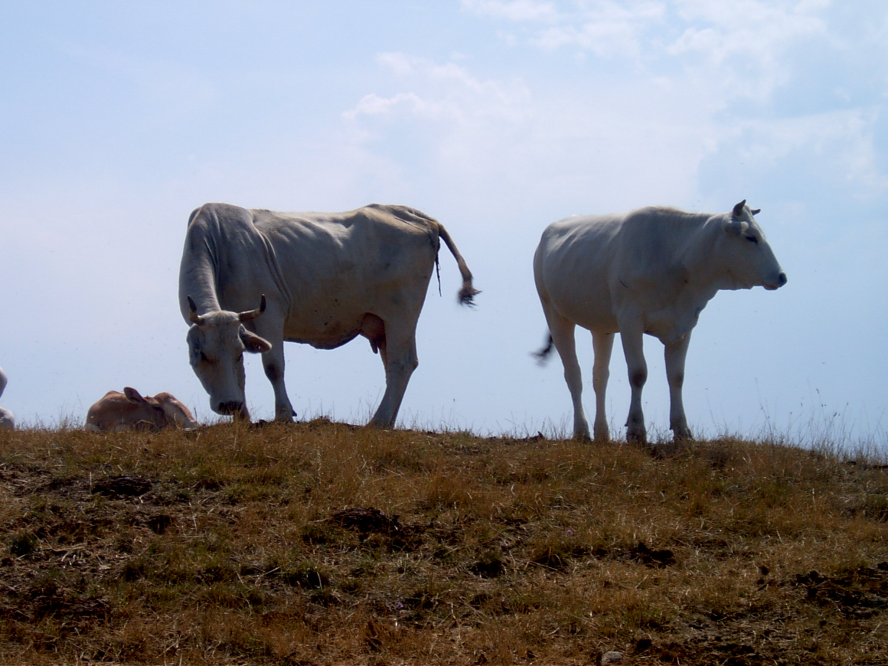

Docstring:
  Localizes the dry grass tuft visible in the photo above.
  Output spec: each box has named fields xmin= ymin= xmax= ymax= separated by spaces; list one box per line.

xmin=0 ymin=419 xmax=886 ymax=664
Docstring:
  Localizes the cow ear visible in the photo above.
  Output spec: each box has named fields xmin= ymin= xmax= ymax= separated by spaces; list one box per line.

xmin=732 ymin=200 xmax=747 ymax=218
xmin=240 ymin=328 xmax=272 ymax=354
xmin=123 ymin=387 xmax=146 ymax=403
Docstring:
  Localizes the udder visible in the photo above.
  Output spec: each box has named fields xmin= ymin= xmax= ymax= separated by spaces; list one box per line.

xmin=360 ymin=313 xmax=387 ymax=361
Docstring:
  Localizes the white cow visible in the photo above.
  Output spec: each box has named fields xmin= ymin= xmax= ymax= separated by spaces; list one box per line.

xmin=0 ymin=366 xmax=14 ymax=430
xmin=534 ymin=201 xmax=786 ymax=443
xmin=86 ymin=387 xmax=201 ymax=432
xmin=179 ymin=202 xmax=478 ymax=426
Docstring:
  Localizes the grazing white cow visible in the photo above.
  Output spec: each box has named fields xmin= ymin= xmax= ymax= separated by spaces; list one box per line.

xmin=0 ymin=366 xmax=14 ymax=430
xmin=534 ymin=201 xmax=787 ymax=443
xmin=86 ymin=388 xmax=201 ymax=432
xmin=179 ymin=202 xmax=478 ymax=426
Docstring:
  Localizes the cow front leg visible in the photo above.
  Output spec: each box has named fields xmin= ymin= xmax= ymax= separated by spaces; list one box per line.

xmin=548 ymin=317 xmax=590 ymax=441
xmin=591 ymin=331 xmax=615 ymax=442
xmin=261 ymin=342 xmax=295 ymax=422
xmin=620 ymin=326 xmax=647 ymax=445
xmin=664 ymin=332 xmax=693 ymax=442
xmin=370 ymin=329 xmax=418 ymax=429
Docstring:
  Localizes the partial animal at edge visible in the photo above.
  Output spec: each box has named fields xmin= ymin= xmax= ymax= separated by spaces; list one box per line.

xmin=0 ymin=366 xmax=14 ymax=431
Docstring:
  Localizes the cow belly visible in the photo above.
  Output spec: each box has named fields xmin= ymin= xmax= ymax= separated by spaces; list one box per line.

xmin=543 ymin=274 xmax=618 ymax=332
xmin=285 ymin=310 xmax=388 ymax=350
xmin=288 ymin=327 xmax=362 ymax=350
xmin=561 ymin=301 xmax=619 ymax=333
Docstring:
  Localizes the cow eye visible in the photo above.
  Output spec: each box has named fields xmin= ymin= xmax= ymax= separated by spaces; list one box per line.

xmin=745 ymin=236 xmax=759 ymax=245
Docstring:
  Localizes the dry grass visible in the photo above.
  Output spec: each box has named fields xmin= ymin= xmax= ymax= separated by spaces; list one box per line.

xmin=0 ymin=419 xmax=886 ymax=665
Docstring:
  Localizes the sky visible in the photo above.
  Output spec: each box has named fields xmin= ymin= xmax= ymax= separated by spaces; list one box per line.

xmin=1 ymin=1 xmax=886 ymax=449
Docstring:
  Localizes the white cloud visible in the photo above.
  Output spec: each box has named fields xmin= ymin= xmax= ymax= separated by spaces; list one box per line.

xmin=528 ymin=1 xmax=665 ymax=57
xmin=730 ymin=107 xmax=888 ymax=197
xmin=376 ymin=51 xmax=418 ymax=76
xmin=668 ymin=0 xmax=827 ymax=68
xmin=462 ymin=0 xmax=837 ymax=103
xmin=461 ymin=0 xmax=560 ymax=22
xmin=346 ymin=92 xmax=434 ymax=119
xmin=533 ymin=18 xmax=645 ymax=57
xmin=341 ymin=49 xmax=723 ymax=220
xmin=343 ymin=53 xmax=533 ymax=127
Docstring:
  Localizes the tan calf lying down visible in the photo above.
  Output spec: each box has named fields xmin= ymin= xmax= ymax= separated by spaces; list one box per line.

xmin=86 ymin=388 xmax=201 ymax=432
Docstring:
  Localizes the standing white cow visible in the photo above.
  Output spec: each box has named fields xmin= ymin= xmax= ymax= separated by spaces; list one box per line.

xmin=0 ymin=366 xmax=15 ymax=431
xmin=179 ymin=203 xmax=478 ymax=426
xmin=534 ymin=201 xmax=786 ymax=443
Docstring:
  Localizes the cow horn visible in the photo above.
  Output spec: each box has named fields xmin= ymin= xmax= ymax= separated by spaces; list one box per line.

xmin=751 ymin=207 xmax=761 ymax=215
xmin=239 ymin=294 xmax=267 ymax=322
xmin=732 ymin=200 xmax=747 ymax=218
xmin=187 ymin=296 xmax=204 ymax=325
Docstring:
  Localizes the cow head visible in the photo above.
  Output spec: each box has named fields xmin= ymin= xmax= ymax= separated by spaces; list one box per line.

xmin=120 ymin=387 xmax=173 ymax=429
xmin=720 ymin=201 xmax=787 ymax=291
xmin=185 ymin=296 xmax=272 ymax=420
xmin=122 ymin=387 xmax=201 ymax=430
xmin=150 ymin=392 xmax=202 ymax=429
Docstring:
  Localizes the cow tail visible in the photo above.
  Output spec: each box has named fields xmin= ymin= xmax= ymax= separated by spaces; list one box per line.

xmin=533 ymin=334 xmax=555 ymax=364
xmin=437 ymin=225 xmax=480 ymax=306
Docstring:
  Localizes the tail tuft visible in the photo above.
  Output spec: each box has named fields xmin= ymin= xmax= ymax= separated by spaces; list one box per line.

xmin=532 ymin=334 xmax=555 ymax=364
xmin=437 ymin=224 xmax=479 ymax=308
xmin=458 ymin=284 xmax=480 ymax=306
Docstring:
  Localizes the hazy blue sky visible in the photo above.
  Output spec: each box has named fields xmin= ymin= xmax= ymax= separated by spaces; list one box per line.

xmin=1 ymin=1 xmax=886 ymax=448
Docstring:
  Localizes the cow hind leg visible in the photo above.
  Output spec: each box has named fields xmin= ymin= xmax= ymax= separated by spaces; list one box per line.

xmin=548 ymin=315 xmax=591 ymax=441
xmin=368 ymin=319 xmax=418 ymax=429
xmin=591 ymin=331 xmax=615 ymax=442
xmin=664 ymin=333 xmax=693 ymax=443
xmin=619 ymin=325 xmax=648 ymax=445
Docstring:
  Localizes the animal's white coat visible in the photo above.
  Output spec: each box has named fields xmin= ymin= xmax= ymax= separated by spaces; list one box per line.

xmin=179 ymin=203 xmax=477 ymax=426
xmin=533 ymin=201 xmax=787 ymax=443
xmin=86 ymin=387 xmax=201 ymax=432
xmin=0 ymin=366 xmax=15 ymax=431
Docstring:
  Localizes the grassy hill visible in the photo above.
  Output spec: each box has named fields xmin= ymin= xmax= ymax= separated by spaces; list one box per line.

xmin=1 ymin=420 xmax=886 ymax=665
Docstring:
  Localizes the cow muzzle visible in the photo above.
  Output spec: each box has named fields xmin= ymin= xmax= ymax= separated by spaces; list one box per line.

xmin=216 ymin=400 xmax=250 ymax=420
xmin=764 ymin=272 xmax=788 ymax=291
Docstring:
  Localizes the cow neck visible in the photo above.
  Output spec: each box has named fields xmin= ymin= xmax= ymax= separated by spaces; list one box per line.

xmin=676 ymin=213 xmax=731 ymax=299
xmin=183 ymin=206 xmax=291 ymax=317
xmin=180 ymin=238 xmax=223 ymax=315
